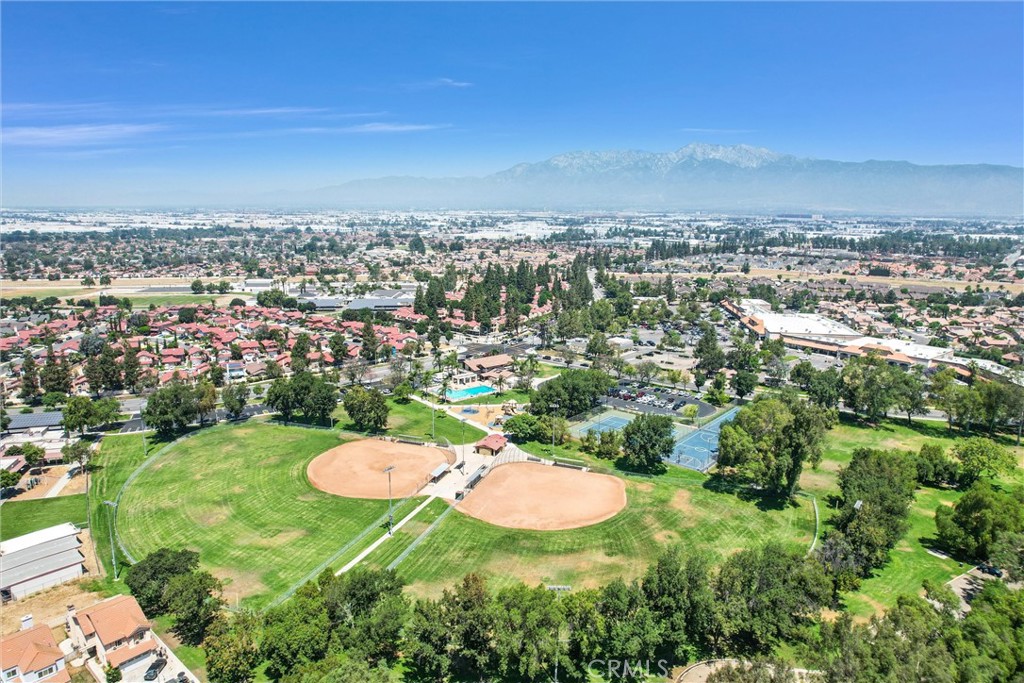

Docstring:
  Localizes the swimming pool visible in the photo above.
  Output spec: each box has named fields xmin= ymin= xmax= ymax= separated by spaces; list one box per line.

xmin=446 ymin=385 xmax=496 ymax=401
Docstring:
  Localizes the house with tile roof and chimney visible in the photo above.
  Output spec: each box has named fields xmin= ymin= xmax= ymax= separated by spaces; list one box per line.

xmin=66 ymin=595 xmax=158 ymax=674
xmin=0 ymin=621 xmax=70 ymax=683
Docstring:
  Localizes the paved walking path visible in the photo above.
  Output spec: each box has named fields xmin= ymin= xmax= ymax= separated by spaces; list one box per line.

xmin=336 ymin=495 xmax=437 ymax=574
xmin=44 ymin=470 xmax=76 ymax=498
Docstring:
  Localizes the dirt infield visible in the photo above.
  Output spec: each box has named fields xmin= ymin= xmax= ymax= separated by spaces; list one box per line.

xmin=307 ymin=439 xmax=450 ymax=499
xmin=458 ymin=462 xmax=627 ymax=530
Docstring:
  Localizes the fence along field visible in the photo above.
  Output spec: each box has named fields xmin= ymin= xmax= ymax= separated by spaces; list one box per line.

xmin=111 ymin=419 xmax=816 ymax=606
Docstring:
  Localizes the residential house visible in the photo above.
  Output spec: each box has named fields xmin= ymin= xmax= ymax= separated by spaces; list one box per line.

xmin=66 ymin=595 xmax=158 ymax=673
xmin=0 ymin=622 xmax=70 ymax=683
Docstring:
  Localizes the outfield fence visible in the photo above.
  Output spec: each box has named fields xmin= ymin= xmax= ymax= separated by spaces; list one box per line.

xmin=108 ymin=427 xmax=216 ymax=566
xmin=387 ymin=502 xmax=457 ymax=572
xmin=267 ymin=497 xmax=421 ymax=609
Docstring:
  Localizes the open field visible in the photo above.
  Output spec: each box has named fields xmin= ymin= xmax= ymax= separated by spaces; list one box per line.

xmin=126 ymin=294 xmax=236 ymax=308
xmin=90 ymin=432 xmax=161 ymax=579
xmin=0 ymin=494 xmax=89 ymax=541
xmin=397 ymin=466 xmax=815 ymax=597
xmin=801 ymin=416 xmax=1024 ymax=618
xmin=332 ymin=397 xmax=487 ymax=445
xmin=113 ymin=418 xmax=814 ymax=606
xmin=117 ymin=423 xmax=400 ymax=608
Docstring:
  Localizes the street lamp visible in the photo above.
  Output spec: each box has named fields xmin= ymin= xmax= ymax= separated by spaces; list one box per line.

xmin=383 ymin=465 xmax=396 ymax=535
xmin=102 ymin=500 xmax=119 ymax=580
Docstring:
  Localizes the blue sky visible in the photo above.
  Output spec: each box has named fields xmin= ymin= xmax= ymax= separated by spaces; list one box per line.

xmin=2 ymin=2 xmax=1022 ymax=206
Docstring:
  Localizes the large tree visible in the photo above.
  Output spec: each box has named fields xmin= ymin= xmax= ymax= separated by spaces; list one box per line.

xmin=954 ymin=437 xmax=1015 ymax=487
xmin=694 ymin=324 xmax=726 ymax=378
xmin=143 ymin=381 xmax=200 ymax=436
xmin=19 ymin=353 xmax=40 ymax=402
xmin=529 ymin=368 xmax=614 ymax=418
xmin=718 ymin=393 xmax=834 ymax=495
xmin=621 ymin=413 xmax=674 ymax=473
xmin=342 ymin=385 xmax=389 ymax=432
xmin=166 ymin=570 xmax=224 ymax=645
xmin=222 ymin=383 xmax=249 ymax=420
xmin=204 ymin=611 xmax=263 ymax=683
xmin=125 ymin=548 xmax=200 ymax=615
xmin=714 ymin=542 xmax=832 ymax=655
xmin=266 ymin=377 xmax=299 ymax=423
xmin=936 ymin=481 xmax=1024 ymax=561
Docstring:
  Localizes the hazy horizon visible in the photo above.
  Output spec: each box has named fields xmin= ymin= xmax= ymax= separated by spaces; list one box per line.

xmin=2 ymin=2 xmax=1022 ymax=208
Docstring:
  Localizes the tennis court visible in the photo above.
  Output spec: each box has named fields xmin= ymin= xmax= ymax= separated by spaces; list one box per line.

xmin=569 ymin=408 xmax=635 ymax=438
xmin=668 ymin=406 xmax=740 ymax=472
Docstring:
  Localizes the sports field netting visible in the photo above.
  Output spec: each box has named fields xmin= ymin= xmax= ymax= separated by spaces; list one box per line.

xmin=669 ymin=406 xmax=740 ymax=472
xmin=569 ymin=409 xmax=635 ymax=438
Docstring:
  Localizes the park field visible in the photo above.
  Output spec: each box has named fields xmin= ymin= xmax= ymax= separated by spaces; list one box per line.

xmin=395 ymin=465 xmax=814 ymax=597
xmin=116 ymin=423 xmax=406 ymax=609
xmin=108 ymin=405 xmax=1019 ymax=620
xmin=114 ymin=417 xmax=815 ymax=607
xmin=332 ymin=396 xmax=487 ymax=444
xmin=802 ymin=415 xmax=1024 ymax=618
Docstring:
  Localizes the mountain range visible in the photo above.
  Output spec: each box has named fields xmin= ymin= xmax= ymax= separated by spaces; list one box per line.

xmin=290 ymin=144 xmax=1023 ymax=216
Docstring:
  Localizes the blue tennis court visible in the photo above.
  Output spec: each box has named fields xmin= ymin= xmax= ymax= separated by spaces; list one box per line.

xmin=668 ymin=406 xmax=739 ymax=472
xmin=569 ymin=409 xmax=635 ymax=438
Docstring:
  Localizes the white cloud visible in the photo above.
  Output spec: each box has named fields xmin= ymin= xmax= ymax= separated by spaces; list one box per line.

xmin=404 ymin=77 xmax=474 ymax=91
xmin=342 ymin=122 xmax=450 ymax=133
xmin=230 ymin=123 xmax=450 ymax=137
xmin=2 ymin=123 xmax=168 ymax=147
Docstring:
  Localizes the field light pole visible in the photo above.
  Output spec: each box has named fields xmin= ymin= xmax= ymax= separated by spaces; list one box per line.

xmin=384 ymin=465 xmax=396 ymax=535
xmin=103 ymin=500 xmax=119 ymax=580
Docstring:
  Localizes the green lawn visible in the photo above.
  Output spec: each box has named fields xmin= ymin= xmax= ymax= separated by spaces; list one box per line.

xmin=0 ymin=494 xmax=89 ymax=540
xmin=397 ymin=465 xmax=815 ymax=597
xmin=536 ymin=363 xmax=563 ymax=378
xmin=117 ymin=423 xmax=400 ymax=609
xmin=354 ymin=497 xmax=453 ymax=572
xmin=800 ymin=415 xmax=1024 ymax=618
xmin=332 ymin=397 xmax=486 ymax=445
xmin=90 ymin=432 xmax=162 ymax=579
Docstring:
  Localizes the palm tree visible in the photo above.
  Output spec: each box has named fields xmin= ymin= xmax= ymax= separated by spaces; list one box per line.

xmin=494 ymin=374 xmax=506 ymax=395
xmin=439 ymin=374 xmax=453 ymax=404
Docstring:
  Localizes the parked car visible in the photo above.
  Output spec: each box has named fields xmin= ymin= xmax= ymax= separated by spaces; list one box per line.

xmin=144 ymin=658 xmax=168 ymax=681
xmin=176 ymin=673 xmax=191 ymax=683
xmin=980 ymin=564 xmax=1004 ymax=578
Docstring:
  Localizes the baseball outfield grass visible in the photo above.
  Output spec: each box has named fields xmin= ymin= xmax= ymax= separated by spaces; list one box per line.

xmin=394 ymin=465 xmax=815 ymax=597
xmin=108 ymin=407 xmax=1015 ymax=617
xmin=114 ymin=419 xmax=815 ymax=607
xmin=116 ymin=423 xmax=399 ymax=609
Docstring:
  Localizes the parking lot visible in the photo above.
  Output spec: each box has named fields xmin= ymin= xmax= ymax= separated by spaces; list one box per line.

xmin=608 ymin=383 xmax=717 ymax=419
